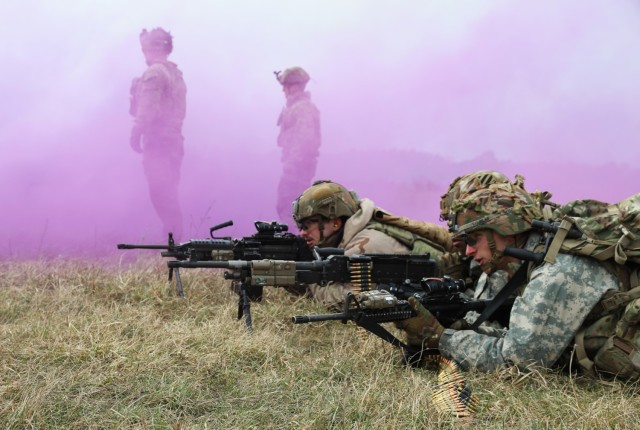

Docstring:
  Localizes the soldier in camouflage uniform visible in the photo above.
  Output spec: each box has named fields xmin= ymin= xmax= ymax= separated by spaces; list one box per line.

xmin=403 ymin=171 xmax=620 ymax=374
xmin=438 ymin=171 xmax=513 ymax=289
xmin=437 ymin=171 xmax=515 ymax=331
xmin=130 ymin=28 xmax=187 ymax=240
xmin=291 ymin=180 xmax=449 ymax=308
xmin=274 ymin=67 xmax=321 ymax=228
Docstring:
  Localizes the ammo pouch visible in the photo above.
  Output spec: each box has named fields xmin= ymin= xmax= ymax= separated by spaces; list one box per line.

xmin=594 ymin=336 xmax=640 ymax=380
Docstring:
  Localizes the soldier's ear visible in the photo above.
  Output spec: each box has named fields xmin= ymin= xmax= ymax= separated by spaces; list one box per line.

xmin=332 ymin=218 xmax=343 ymax=229
xmin=503 ymin=234 xmax=518 ymax=246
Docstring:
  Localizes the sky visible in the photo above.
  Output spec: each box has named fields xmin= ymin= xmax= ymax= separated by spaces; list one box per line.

xmin=1 ymin=0 xmax=639 ymax=258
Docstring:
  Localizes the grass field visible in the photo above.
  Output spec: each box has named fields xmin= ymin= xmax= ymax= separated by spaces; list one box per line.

xmin=1 ymin=257 xmax=640 ymax=429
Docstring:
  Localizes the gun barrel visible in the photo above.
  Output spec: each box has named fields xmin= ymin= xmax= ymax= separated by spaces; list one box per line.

xmin=291 ymin=313 xmax=349 ymax=324
xmin=117 ymin=244 xmax=170 ymax=250
xmin=170 ymin=259 xmax=321 ymax=271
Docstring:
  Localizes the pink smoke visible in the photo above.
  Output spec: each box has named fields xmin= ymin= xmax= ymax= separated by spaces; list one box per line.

xmin=1 ymin=1 xmax=639 ymax=258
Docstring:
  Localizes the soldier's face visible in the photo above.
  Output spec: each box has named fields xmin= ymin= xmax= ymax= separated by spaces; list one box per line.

xmin=464 ymin=230 xmax=510 ymax=274
xmin=298 ymin=216 xmax=324 ymax=247
xmin=298 ymin=217 xmax=340 ymax=248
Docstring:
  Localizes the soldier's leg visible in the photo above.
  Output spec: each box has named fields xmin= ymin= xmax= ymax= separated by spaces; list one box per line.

xmin=143 ymin=149 xmax=184 ymax=240
xmin=276 ymin=174 xmax=302 ymax=226
xmin=276 ymin=159 xmax=317 ymax=226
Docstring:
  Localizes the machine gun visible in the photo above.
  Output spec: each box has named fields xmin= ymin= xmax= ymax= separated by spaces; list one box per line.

xmin=302 ymin=220 xmax=575 ymax=357
xmin=117 ymin=220 xmax=314 ymax=298
xmin=167 ymin=252 xmax=439 ymax=331
xmin=291 ymin=277 xmax=514 ymax=363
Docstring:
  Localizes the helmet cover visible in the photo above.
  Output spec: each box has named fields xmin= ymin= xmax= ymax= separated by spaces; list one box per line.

xmin=292 ymin=180 xmax=359 ymax=223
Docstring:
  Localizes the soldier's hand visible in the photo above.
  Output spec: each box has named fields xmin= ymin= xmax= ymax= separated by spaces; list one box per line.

xmin=448 ymin=318 xmax=469 ymax=330
xmin=397 ymin=297 xmax=445 ymax=348
xmin=129 ymin=127 xmax=142 ymax=153
xmin=439 ymin=251 xmax=467 ymax=280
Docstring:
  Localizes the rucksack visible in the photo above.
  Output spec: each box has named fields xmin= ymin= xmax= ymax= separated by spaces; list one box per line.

xmin=542 ymin=193 xmax=640 ymax=267
xmin=362 ymin=209 xmax=466 ymax=278
xmin=539 ymin=193 xmax=640 ymax=379
xmin=366 ymin=208 xmax=454 ymax=256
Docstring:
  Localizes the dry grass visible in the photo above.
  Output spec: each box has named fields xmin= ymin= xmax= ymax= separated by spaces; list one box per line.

xmin=1 ymin=257 xmax=640 ymax=429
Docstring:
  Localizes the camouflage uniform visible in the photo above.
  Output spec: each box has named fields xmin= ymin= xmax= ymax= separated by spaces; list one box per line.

xmin=461 ymin=269 xmax=510 ymax=332
xmin=410 ymin=170 xmax=622 ymax=373
xmin=306 ymin=198 xmax=417 ymax=307
xmin=439 ymin=171 xmax=515 ymax=330
xmin=440 ymin=242 xmax=619 ymax=372
xmin=292 ymin=180 xmax=447 ymax=309
xmin=275 ymin=67 xmax=321 ymax=226
xmin=130 ymin=28 xmax=187 ymax=240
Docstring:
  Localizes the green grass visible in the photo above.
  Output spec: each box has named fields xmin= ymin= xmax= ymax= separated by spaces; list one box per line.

xmin=1 ymin=257 xmax=640 ymax=429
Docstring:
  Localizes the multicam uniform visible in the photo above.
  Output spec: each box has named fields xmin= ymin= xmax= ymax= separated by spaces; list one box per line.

xmin=130 ymin=59 xmax=187 ymax=239
xmin=276 ymin=90 xmax=321 ymax=225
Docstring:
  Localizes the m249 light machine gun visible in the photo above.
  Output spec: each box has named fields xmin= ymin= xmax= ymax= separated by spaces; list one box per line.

xmin=168 ymin=252 xmax=439 ymax=331
xmin=117 ymin=220 xmax=314 ymax=298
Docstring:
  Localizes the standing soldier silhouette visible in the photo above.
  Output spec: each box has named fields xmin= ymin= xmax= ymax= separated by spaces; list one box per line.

xmin=130 ymin=28 xmax=187 ymax=240
xmin=274 ymin=67 xmax=321 ymax=228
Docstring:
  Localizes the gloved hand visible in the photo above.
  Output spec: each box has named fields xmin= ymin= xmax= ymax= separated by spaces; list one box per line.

xmin=397 ymin=297 xmax=445 ymax=348
xmin=438 ymin=251 xmax=467 ymax=280
xmin=129 ymin=126 xmax=143 ymax=153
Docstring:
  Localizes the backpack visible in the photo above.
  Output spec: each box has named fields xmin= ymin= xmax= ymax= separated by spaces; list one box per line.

xmin=364 ymin=209 xmax=470 ymax=280
xmin=540 ymin=193 xmax=640 ymax=378
xmin=543 ymin=193 xmax=640 ymax=266
xmin=370 ymin=208 xmax=454 ymax=254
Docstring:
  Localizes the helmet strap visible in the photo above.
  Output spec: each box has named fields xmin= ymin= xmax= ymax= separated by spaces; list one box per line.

xmin=480 ymin=230 xmax=504 ymax=273
xmin=316 ymin=219 xmax=343 ymax=248
xmin=480 ymin=231 xmax=526 ymax=275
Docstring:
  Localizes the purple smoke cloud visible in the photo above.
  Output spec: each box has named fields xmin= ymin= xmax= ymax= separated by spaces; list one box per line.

xmin=1 ymin=1 xmax=639 ymax=258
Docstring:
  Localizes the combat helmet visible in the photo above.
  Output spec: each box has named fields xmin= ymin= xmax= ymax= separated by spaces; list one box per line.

xmin=139 ymin=27 xmax=173 ymax=54
xmin=449 ymin=172 xmax=543 ymax=237
xmin=292 ymin=180 xmax=359 ymax=224
xmin=440 ymin=170 xmax=510 ymax=231
xmin=275 ymin=67 xmax=310 ymax=86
